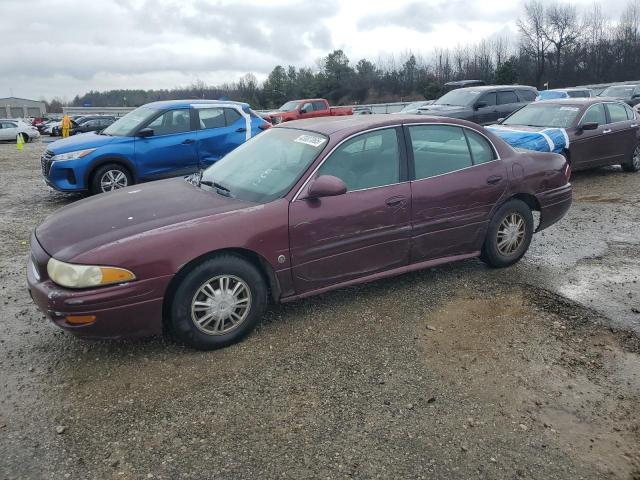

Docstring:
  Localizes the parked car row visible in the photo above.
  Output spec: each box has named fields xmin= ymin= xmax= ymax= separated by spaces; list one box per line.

xmin=0 ymin=119 xmax=40 ymax=142
xmin=50 ymin=115 xmax=116 ymax=136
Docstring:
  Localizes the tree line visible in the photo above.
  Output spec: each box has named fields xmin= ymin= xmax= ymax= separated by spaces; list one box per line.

xmin=50 ymin=0 xmax=640 ymax=111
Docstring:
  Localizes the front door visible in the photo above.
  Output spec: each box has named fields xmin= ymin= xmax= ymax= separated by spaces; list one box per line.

xmin=0 ymin=121 xmax=18 ymax=141
xmin=406 ymin=124 xmax=508 ymax=262
xmin=134 ymin=108 xmax=199 ymax=179
xmin=571 ymin=103 xmax=612 ymax=169
xmin=289 ymin=127 xmax=411 ymax=293
xmin=473 ymin=92 xmax=498 ymax=125
xmin=194 ymin=106 xmax=250 ymax=167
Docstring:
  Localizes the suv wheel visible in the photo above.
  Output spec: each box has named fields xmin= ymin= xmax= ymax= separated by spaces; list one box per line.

xmin=90 ymin=164 xmax=132 ymax=194
xmin=168 ymin=255 xmax=268 ymax=350
xmin=480 ymin=199 xmax=534 ymax=268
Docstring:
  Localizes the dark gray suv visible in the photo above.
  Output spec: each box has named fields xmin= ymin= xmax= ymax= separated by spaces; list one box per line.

xmin=417 ymin=85 xmax=539 ymax=125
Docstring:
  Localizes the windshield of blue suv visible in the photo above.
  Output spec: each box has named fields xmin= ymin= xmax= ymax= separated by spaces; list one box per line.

xmin=200 ymin=127 xmax=327 ymax=203
xmin=101 ymin=106 xmax=159 ymax=136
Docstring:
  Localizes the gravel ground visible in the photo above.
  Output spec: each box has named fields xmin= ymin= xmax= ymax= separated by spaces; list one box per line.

xmin=1 ymin=139 xmax=639 ymax=479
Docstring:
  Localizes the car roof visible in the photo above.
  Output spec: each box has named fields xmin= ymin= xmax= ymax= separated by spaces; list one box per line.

xmin=535 ymin=98 xmax=625 ymax=106
xmin=447 ymin=85 xmax=537 ymax=93
xmin=142 ymin=99 xmax=250 ymax=110
xmin=276 ymin=114 xmax=483 ymax=136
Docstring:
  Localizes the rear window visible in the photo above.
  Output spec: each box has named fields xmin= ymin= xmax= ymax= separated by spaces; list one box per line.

xmin=517 ymin=89 xmax=537 ymax=102
xmin=408 ymin=125 xmax=473 ymax=179
xmin=607 ymin=103 xmax=629 ymax=123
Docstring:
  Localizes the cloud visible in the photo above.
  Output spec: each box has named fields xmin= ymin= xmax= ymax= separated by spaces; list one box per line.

xmin=357 ymin=0 xmax=518 ymax=32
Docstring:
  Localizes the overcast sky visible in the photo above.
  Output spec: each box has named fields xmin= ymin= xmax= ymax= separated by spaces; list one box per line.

xmin=0 ymin=0 xmax=627 ymax=101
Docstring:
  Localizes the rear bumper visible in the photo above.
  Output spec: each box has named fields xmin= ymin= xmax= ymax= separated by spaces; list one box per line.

xmin=27 ymin=236 xmax=171 ymax=339
xmin=536 ymin=183 xmax=572 ymax=232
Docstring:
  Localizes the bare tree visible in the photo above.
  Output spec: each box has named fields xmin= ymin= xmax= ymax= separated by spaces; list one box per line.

xmin=518 ymin=0 xmax=550 ymax=87
xmin=544 ymin=3 xmax=581 ymax=81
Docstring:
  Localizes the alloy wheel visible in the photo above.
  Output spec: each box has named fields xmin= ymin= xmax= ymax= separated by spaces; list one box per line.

xmin=190 ymin=275 xmax=252 ymax=335
xmin=496 ymin=212 xmax=526 ymax=256
xmin=100 ymin=170 xmax=128 ymax=192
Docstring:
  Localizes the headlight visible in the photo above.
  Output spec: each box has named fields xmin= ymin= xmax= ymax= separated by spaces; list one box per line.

xmin=51 ymin=148 xmax=96 ymax=162
xmin=47 ymin=258 xmax=135 ymax=289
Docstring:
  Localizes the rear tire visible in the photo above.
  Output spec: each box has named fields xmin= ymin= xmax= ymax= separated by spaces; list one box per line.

xmin=168 ymin=255 xmax=268 ymax=350
xmin=622 ymin=144 xmax=640 ymax=172
xmin=90 ymin=163 xmax=132 ymax=195
xmin=480 ymin=199 xmax=534 ymax=268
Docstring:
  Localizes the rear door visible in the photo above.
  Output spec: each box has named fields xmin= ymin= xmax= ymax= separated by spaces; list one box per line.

xmin=407 ymin=124 xmax=507 ymax=261
xmin=604 ymin=102 xmax=638 ymax=165
xmin=571 ymin=103 xmax=610 ymax=169
xmin=194 ymin=106 xmax=250 ymax=167
xmin=0 ymin=121 xmax=18 ymax=141
xmin=496 ymin=90 xmax=521 ymax=121
xmin=134 ymin=108 xmax=199 ymax=179
xmin=288 ymin=127 xmax=411 ymax=293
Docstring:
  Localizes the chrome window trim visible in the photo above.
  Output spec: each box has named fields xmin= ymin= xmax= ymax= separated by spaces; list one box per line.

xmin=291 ymin=122 xmax=501 ymax=201
xmin=578 ymin=101 xmax=636 ymax=126
xmin=577 ymin=102 xmax=607 ymax=127
xmin=411 ymin=158 xmax=501 ymax=184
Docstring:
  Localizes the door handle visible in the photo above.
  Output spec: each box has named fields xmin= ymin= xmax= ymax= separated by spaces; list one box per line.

xmin=236 ymin=127 xmax=247 ymax=133
xmin=385 ymin=196 xmax=406 ymax=207
xmin=486 ymin=175 xmax=503 ymax=185
xmin=602 ymin=129 xmax=612 ymax=134
xmin=182 ymin=139 xmax=195 ymax=144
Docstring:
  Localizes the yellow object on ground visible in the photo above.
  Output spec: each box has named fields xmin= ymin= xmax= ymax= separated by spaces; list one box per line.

xmin=16 ymin=133 xmax=24 ymax=151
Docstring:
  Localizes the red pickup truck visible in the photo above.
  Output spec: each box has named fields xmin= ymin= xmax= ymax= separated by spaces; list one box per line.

xmin=262 ymin=98 xmax=353 ymax=124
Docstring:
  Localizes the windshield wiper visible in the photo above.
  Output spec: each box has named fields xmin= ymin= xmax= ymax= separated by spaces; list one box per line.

xmin=200 ymin=179 xmax=233 ymax=197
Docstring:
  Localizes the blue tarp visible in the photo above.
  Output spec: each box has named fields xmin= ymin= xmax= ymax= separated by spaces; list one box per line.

xmin=486 ymin=125 xmax=569 ymax=154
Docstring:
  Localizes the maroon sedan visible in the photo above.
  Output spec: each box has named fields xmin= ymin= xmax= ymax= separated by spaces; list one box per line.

xmin=28 ymin=115 xmax=572 ymax=350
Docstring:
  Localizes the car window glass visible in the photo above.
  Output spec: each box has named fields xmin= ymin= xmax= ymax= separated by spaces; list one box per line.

xmin=465 ymin=130 xmax=496 ymax=164
xmin=581 ymin=104 xmax=606 ymax=125
xmin=480 ymin=92 xmax=497 ymax=106
xmin=198 ymin=108 xmax=225 ymax=129
xmin=317 ymin=128 xmax=400 ymax=191
xmin=607 ymin=103 xmax=629 ymax=123
xmin=301 ymin=102 xmax=313 ymax=112
xmin=624 ymin=104 xmax=636 ymax=120
xmin=409 ymin=125 xmax=473 ymax=179
xmin=224 ymin=108 xmax=242 ymax=126
xmin=312 ymin=101 xmax=326 ymax=111
xmin=517 ymin=89 xmax=537 ymax=102
xmin=147 ymin=109 xmax=191 ymax=135
xmin=497 ymin=91 xmax=518 ymax=105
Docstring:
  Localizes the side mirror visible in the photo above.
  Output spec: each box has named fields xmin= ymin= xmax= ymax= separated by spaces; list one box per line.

xmin=306 ymin=175 xmax=347 ymax=199
xmin=497 ymin=117 xmax=505 ymax=124
xmin=474 ymin=101 xmax=487 ymax=110
xmin=299 ymin=107 xmax=308 ymax=114
xmin=136 ymin=127 xmax=154 ymax=138
xmin=580 ymin=122 xmax=598 ymax=131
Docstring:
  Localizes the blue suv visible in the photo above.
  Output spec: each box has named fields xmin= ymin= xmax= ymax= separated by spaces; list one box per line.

xmin=41 ymin=100 xmax=269 ymax=194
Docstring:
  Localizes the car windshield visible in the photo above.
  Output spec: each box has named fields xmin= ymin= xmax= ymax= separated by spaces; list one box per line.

xmin=200 ymin=127 xmax=327 ymax=203
xmin=101 ymin=106 xmax=160 ymax=136
xmin=434 ymin=89 xmax=480 ymax=106
xmin=503 ymin=104 xmax=580 ymax=128
xmin=278 ymin=101 xmax=301 ymax=112
xmin=600 ymin=86 xmax=636 ymax=99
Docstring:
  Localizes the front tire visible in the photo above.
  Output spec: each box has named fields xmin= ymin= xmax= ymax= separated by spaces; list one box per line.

xmin=481 ymin=199 xmax=534 ymax=268
xmin=622 ymin=144 xmax=640 ymax=172
xmin=168 ymin=255 xmax=268 ymax=350
xmin=90 ymin=163 xmax=132 ymax=194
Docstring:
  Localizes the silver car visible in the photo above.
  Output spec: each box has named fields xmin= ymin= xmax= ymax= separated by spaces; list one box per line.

xmin=0 ymin=119 xmax=40 ymax=142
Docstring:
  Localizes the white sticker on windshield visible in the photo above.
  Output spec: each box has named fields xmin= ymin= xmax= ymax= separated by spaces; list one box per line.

xmin=559 ymin=107 xmax=579 ymax=111
xmin=294 ymin=134 xmax=326 ymax=148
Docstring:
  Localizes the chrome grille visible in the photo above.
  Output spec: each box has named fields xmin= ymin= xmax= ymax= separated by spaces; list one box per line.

xmin=41 ymin=150 xmax=54 ymax=177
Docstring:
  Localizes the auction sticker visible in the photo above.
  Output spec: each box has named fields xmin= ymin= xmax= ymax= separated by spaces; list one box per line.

xmin=559 ymin=107 xmax=579 ymax=111
xmin=294 ymin=134 xmax=326 ymax=147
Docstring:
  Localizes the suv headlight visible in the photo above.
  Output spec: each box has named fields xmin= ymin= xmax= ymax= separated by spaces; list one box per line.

xmin=47 ymin=258 xmax=135 ymax=289
xmin=52 ymin=148 xmax=96 ymax=162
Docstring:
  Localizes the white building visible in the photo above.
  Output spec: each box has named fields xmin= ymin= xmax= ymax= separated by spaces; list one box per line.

xmin=1 ymin=97 xmax=46 ymax=118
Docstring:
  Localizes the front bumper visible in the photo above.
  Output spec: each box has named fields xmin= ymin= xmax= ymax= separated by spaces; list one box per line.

xmin=40 ymin=151 xmax=88 ymax=191
xmin=27 ymin=235 xmax=171 ymax=339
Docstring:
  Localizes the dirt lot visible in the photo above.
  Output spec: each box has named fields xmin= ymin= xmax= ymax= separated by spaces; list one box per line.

xmin=1 ymin=139 xmax=639 ymax=479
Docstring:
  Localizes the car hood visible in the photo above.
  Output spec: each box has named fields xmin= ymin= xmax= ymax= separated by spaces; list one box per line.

xmin=36 ymin=178 xmax=255 ymax=261
xmin=46 ymin=132 xmax=129 ymax=154
xmin=417 ymin=104 xmax=468 ymax=115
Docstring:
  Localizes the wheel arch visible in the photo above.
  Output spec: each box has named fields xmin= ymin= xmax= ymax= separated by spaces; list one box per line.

xmin=85 ymin=156 xmax=137 ymax=187
xmin=161 ymin=247 xmax=281 ymax=332
xmin=509 ymin=192 xmax=541 ymax=212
